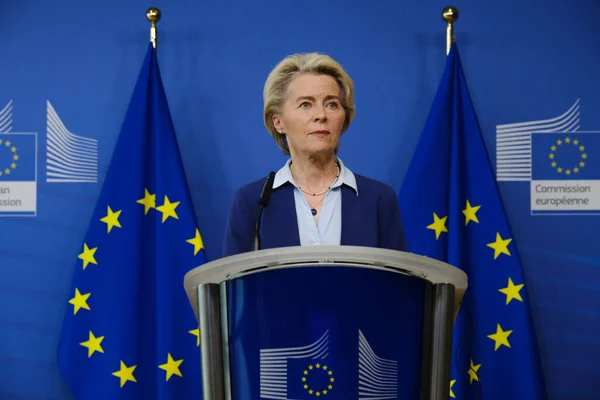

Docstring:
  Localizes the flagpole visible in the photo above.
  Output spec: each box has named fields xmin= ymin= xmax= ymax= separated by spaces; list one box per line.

xmin=146 ymin=7 xmax=161 ymax=49
xmin=442 ymin=6 xmax=458 ymax=55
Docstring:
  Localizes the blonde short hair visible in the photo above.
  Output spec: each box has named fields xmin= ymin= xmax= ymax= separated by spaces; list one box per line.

xmin=263 ymin=53 xmax=355 ymax=155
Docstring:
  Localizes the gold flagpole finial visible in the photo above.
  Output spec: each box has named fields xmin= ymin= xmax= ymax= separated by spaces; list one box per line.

xmin=146 ymin=7 xmax=162 ymax=49
xmin=442 ymin=6 xmax=459 ymax=55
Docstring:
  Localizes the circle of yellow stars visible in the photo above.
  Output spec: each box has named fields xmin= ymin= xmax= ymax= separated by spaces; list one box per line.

xmin=69 ymin=187 xmax=206 ymax=387
xmin=0 ymin=138 xmax=19 ymax=177
xmin=548 ymin=136 xmax=587 ymax=176
xmin=425 ymin=199 xmax=525 ymax=398
xmin=302 ymin=363 xmax=334 ymax=396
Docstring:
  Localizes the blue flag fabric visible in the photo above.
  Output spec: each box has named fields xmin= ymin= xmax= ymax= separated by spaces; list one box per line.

xmin=57 ymin=43 xmax=205 ymax=399
xmin=398 ymin=43 xmax=547 ymax=399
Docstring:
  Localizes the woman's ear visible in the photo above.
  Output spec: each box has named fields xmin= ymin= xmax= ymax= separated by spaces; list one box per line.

xmin=272 ymin=115 xmax=284 ymax=134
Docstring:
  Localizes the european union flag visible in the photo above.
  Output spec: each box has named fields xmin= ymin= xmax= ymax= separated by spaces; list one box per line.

xmin=57 ymin=43 xmax=206 ymax=399
xmin=398 ymin=43 xmax=547 ymax=399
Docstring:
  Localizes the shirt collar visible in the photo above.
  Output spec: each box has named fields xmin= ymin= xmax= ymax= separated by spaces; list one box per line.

xmin=273 ymin=157 xmax=358 ymax=195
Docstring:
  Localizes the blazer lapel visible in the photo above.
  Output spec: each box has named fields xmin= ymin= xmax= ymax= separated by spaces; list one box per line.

xmin=262 ymin=183 xmax=301 ymax=249
xmin=341 ymin=186 xmax=362 ymax=245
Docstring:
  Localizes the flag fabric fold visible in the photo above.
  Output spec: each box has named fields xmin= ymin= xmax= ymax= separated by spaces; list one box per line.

xmin=57 ymin=42 xmax=205 ymax=399
xmin=398 ymin=42 xmax=547 ymax=399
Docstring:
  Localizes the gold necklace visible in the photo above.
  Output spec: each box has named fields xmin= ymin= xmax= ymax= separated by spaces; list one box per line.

xmin=297 ymin=163 xmax=340 ymax=197
xmin=294 ymin=162 xmax=340 ymax=216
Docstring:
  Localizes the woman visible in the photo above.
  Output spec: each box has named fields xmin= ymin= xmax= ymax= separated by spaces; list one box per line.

xmin=223 ymin=52 xmax=407 ymax=256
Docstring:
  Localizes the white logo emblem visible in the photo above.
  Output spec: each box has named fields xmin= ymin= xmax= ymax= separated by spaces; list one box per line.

xmin=46 ymin=100 xmax=98 ymax=183
xmin=358 ymin=329 xmax=398 ymax=399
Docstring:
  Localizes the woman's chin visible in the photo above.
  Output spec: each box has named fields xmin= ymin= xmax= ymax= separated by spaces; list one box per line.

xmin=306 ymin=144 xmax=336 ymax=155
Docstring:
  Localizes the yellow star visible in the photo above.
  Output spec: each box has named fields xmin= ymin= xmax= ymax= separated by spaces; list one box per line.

xmin=13 ymin=154 xmax=18 ymax=161
xmin=156 ymin=195 xmax=180 ymax=223
xmin=548 ymin=153 xmax=554 ymax=159
xmin=309 ymin=390 xmax=314 ymax=395
xmin=499 ymin=277 xmax=524 ymax=305
xmin=112 ymin=361 xmax=137 ymax=387
xmin=78 ymin=243 xmax=98 ymax=269
xmin=486 ymin=233 xmax=512 ymax=260
xmin=303 ymin=384 xmax=308 ymax=388
xmin=323 ymin=365 xmax=328 ymax=370
xmin=450 ymin=379 xmax=456 ymax=398
xmin=69 ymin=288 xmax=91 ymax=314
xmin=159 ymin=353 xmax=184 ymax=381
xmin=0 ymin=138 xmax=2 ymax=144
xmin=329 ymin=377 xmax=335 ymax=382
xmin=427 ymin=212 xmax=448 ymax=240
xmin=566 ymin=169 xmax=571 ymax=175
xmin=579 ymin=145 xmax=585 ymax=151
xmin=4 ymin=140 xmax=10 ymax=146
xmin=557 ymin=167 xmax=563 ymax=173
xmin=4 ymin=168 xmax=10 ymax=174
xmin=189 ymin=328 xmax=200 ymax=346
xmin=580 ymin=161 xmax=585 ymax=167
xmin=574 ymin=167 xmax=579 ymax=173
xmin=582 ymin=153 xmax=588 ymax=159
xmin=487 ymin=323 xmax=512 ymax=351
xmin=187 ymin=228 xmax=204 ymax=255
xmin=10 ymin=146 xmax=16 ymax=153
xmin=80 ymin=331 xmax=104 ymax=358
xmin=323 ymin=389 xmax=328 ymax=395
xmin=551 ymin=145 xmax=557 ymax=151
xmin=328 ymin=370 xmax=332 ymax=375
xmin=10 ymin=162 xmax=16 ymax=169
xmin=137 ymin=188 xmax=156 ymax=215
xmin=328 ymin=384 xmax=333 ymax=390
xmin=303 ymin=370 xmax=308 ymax=375
xmin=565 ymin=137 xmax=571 ymax=143
xmin=462 ymin=200 xmax=481 ymax=226
xmin=316 ymin=363 xmax=321 ymax=368
xmin=100 ymin=206 xmax=122 ymax=233
xmin=468 ymin=359 xmax=481 ymax=384
xmin=316 ymin=392 xmax=321 ymax=396
xmin=551 ymin=161 xmax=557 ymax=167
xmin=309 ymin=365 xmax=314 ymax=370
xmin=573 ymin=139 xmax=579 ymax=145
xmin=302 ymin=377 xmax=307 ymax=382
xmin=556 ymin=139 xmax=562 ymax=145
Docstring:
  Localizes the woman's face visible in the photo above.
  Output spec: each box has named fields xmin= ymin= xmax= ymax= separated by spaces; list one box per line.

xmin=273 ymin=73 xmax=346 ymax=158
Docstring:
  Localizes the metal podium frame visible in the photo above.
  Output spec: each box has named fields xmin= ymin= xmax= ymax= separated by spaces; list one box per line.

xmin=183 ymin=246 xmax=468 ymax=400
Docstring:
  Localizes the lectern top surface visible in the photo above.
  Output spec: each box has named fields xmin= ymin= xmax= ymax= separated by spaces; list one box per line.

xmin=183 ymin=246 xmax=468 ymax=319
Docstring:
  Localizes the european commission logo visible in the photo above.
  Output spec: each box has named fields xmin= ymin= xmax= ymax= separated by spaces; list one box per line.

xmin=496 ymin=99 xmax=599 ymax=215
xmin=0 ymin=100 xmax=37 ymax=217
xmin=259 ymin=329 xmax=398 ymax=399
xmin=0 ymin=99 xmax=99 ymax=217
xmin=0 ymin=133 xmax=37 ymax=216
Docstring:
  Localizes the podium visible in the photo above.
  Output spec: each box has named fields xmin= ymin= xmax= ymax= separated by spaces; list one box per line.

xmin=184 ymin=246 xmax=467 ymax=400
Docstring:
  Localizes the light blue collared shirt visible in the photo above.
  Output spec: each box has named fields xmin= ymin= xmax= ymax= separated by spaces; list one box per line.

xmin=273 ymin=157 xmax=358 ymax=246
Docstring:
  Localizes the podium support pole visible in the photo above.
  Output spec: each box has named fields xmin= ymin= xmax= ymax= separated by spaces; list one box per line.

xmin=429 ymin=283 xmax=455 ymax=400
xmin=198 ymin=283 xmax=225 ymax=400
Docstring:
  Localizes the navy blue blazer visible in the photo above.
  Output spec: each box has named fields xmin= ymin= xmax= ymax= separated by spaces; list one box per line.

xmin=222 ymin=173 xmax=408 ymax=257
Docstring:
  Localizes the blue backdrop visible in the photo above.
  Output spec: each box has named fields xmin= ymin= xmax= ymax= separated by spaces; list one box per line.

xmin=0 ymin=1 xmax=598 ymax=399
